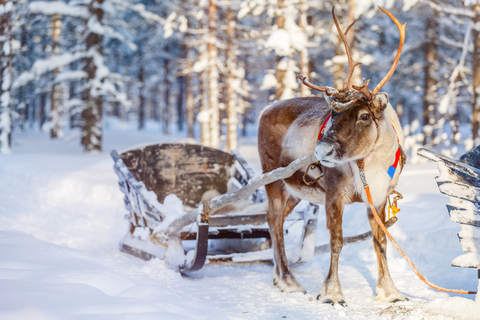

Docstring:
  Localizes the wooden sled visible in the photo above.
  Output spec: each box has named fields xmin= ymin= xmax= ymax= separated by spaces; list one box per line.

xmin=111 ymin=143 xmax=319 ymax=272
xmin=418 ymin=146 xmax=480 ymax=273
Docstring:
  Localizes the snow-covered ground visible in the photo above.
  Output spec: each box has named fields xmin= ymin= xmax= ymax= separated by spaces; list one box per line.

xmin=1 ymin=120 xmax=479 ymax=320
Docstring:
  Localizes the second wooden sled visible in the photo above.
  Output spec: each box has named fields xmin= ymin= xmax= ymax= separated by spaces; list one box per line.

xmin=111 ymin=143 xmax=319 ymax=272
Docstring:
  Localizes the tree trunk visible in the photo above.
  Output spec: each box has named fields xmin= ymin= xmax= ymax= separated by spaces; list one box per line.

xmin=0 ymin=0 xmax=13 ymax=153
xmin=298 ymin=0 xmax=310 ymax=97
xmin=225 ymin=8 xmax=238 ymax=152
xmin=138 ymin=58 xmax=146 ymax=130
xmin=275 ymin=0 xmax=287 ymax=101
xmin=422 ymin=13 xmax=438 ymax=145
xmin=39 ymin=92 xmax=48 ymax=128
xmin=176 ymin=75 xmax=185 ymax=132
xmin=69 ymin=81 xmax=77 ymax=128
xmin=199 ymin=63 xmax=210 ymax=145
xmin=50 ymin=14 xmax=62 ymax=139
xmin=18 ymin=24 xmax=28 ymax=131
xmin=207 ymin=0 xmax=220 ymax=149
xmin=82 ymin=0 xmax=104 ymax=152
xmin=347 ymin=0 xmax=361 ymax=86
xmin=186 ymin=64 xmax=195 ymax=138
xmin=163 ymin=57 xmax=170 ymax=135
xmin=473 ymin=5 xmax=480 ymax=143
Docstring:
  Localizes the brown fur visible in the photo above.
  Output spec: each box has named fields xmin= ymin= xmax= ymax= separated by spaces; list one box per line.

xmin=258 ymin=95 xmax=406 ymax=305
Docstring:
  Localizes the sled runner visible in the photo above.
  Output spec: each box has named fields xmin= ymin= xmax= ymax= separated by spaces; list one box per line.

xmin=418 ymin=146 xmax=480 ymax=290
xmin=111 ymin=143 xmax=319 ymax=272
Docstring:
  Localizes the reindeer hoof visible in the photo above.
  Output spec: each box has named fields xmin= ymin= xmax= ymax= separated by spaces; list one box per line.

xmin=375 ymin=291 xmax=408 ymax=303
xmin=273 ymin=271 xmax=305 ymax=293
xmin=279 ymin=282 xmax=305 ymax=293
xmin=391 ymin=296 xmax=409 ymax=303
xmin=317 ymin=296 xmax=347 ymax=307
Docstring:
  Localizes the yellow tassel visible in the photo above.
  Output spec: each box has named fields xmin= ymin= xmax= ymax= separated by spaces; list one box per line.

xmin=388 ymin=190 xmax=402 ymax=220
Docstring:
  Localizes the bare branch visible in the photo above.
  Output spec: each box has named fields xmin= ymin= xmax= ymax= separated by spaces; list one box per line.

xmin=424 ymin=0 xmax=474 ymax=19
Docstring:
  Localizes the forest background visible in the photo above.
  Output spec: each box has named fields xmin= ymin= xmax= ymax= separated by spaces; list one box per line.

xmin=1 ymin=0 xmax=480 ymax=160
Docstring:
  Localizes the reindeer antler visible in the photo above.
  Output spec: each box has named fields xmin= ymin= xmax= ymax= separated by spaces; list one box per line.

xmin=370 ymin=6 xmax=406 ymax=96
xmin=352 ymin=78 xmax=372 ymax=101
xmin=297 ymin=6 xmax=405 ymax=103
xmin=296 ymin=75 xmax=339 ymax=96
xmin=296 ymin=75 xmax=328 ymax=92
xmin=332 ymin=7 xmax=361 ymax=91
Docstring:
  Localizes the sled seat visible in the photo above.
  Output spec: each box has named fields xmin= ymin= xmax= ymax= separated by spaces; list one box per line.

xmin=111 ymin=143 xmax=318 ymax=272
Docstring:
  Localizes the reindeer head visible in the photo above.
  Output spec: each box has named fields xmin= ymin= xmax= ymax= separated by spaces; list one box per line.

xmin=298 ymin=7 xmax=405 ymax=167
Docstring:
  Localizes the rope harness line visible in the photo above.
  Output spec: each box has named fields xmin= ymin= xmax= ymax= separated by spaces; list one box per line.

xmin=357 ymin=160 xmax=477 ymax=295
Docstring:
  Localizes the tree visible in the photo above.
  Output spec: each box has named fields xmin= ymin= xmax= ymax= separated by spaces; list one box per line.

xmin=423 ymin=0 xmax=480 ymax=149
xmin=225 ymin=7 xmax=238 ymax=152
xmin=422 ymin=8 xmax=439 ymax=145
xmin=207 ymin=0 xmax=220 ymax=149
xmin=50 ymin=14 xmax=62 ymax=138
xmin=81 ymin=0 xmax=104 ymax=152
xmin=0 ymin=0 xmax=13 ymax=154
xmin=472 ymin=4 xmax=480 ymax=143
xmin=14 ymin=0 xmax=165 ymax=152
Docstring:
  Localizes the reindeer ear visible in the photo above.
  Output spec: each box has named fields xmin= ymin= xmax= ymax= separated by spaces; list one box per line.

xmin=371 ymin=92 xmax=389 ymax=118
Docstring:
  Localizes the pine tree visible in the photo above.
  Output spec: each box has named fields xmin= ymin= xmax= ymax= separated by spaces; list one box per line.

xmin=81 ymin=0 xmax=104 ymax=152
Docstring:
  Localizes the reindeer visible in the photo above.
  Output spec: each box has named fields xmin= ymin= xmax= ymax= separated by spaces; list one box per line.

xmin=258 ymin=7 xmax=407 ymax=306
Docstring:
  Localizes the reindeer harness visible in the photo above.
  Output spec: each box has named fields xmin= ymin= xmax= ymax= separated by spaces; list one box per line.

xmin=303 ymin=112 xmax=403 ymax=187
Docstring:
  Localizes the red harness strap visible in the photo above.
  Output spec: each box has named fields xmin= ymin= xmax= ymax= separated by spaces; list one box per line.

xmin=318 ymin=113 xmax=331 ymax=141
xmin=388 ymin=126 xmax=401 ymax=179
xmin=316 ymin=113 xmax=401 ymax=180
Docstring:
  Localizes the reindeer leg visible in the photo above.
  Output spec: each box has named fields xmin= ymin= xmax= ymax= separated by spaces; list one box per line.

xmin=318 ymin=196 xmax=346 ymax=306
xmin=265 ymin=181 xmax=303 ymax=293
xmin=368 ymin=200 xmax=407 ymax=302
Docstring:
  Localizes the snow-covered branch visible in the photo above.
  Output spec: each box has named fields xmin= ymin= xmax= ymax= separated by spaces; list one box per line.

xmin=424 ymin=0 xmax=475 ymax=18
xmin=14 ymin=51 xmax=89 ymax=88
xmin=29 ymin=1 xmax=89 ymax=19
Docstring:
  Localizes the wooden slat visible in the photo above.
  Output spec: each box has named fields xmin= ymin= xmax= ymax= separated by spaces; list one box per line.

xmin=418 ymin=148 xmax=480 ymax=183
xmin=209 ymin=213 xmax=267 ymax=227
xmin=120 ymin=243 xmax=155 ymax=261
xmin=451 ymin=252 xmax=480 ymax=269
xmin=447 ymin=205 xmax=480 ymax=227
xmin=436 ymin=179 xmax=480 ymax=203
xmin=457 ymin=235 xmax=480 ymax=254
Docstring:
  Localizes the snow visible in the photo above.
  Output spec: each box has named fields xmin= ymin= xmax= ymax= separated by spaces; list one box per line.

xmin=260 ymin=72 xmax=277 ymax=90
xmin=1 ymin=120 xmax=480 ymax=319
xmin=28 ymin=1 xmax=89 ymax=18
xmin=0 ymin=1 xmax=13 ymax=14
xmin=425 ymin=297 xmax=480 ymax=319
xmin=14 ymin=51 xmax=89 ymax=88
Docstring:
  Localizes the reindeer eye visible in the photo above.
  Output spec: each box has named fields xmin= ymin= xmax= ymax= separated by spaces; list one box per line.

xmin=360 ymin=113 xmax=370 ymax=121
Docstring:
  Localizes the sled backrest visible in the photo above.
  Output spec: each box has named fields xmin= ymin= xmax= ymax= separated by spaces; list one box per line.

xmin=120 ymin=143 xmax=235 ymax=208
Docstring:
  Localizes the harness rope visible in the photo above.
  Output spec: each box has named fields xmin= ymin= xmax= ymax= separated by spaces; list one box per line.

xmin=357 ymin=160 xmax=477 ymax=295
